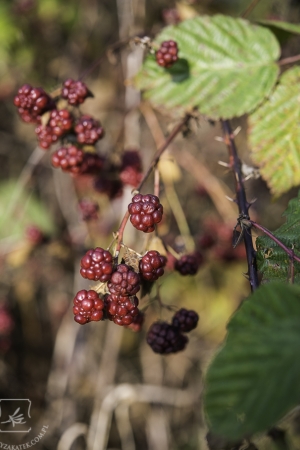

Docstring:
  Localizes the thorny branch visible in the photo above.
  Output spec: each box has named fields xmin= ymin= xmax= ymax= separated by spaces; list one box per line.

xmin=221 ymin=120 xmax=259 ymax=292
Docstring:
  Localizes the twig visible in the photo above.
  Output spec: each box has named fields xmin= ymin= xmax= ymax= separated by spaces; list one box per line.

xmin=247 ymin=219 xmax=300 ymax=264
xmin=222 ymin=120 xmax=259 ymax=292
xmin=154 ymin=167 xmax=160 ymax=197
xmin=137 ymin=114 xmax=191 ymax=191
xmin=278 ymin=54 xmax=300 ymax=66
xmin=241 ymin=0 xmax=262 ymax=18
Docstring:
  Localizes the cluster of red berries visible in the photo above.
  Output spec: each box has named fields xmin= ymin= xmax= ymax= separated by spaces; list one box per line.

xmin=73 ymin=246 xmax=167 ymax=331
xmin=14 ymin=81 xmax=144 ymax=201
xmin=156 ymin=40 xmax=179 ymax=68
xmin=78 ymin=199 xmax=99 ymax=221
xmin=146 ymin=308 xmax=199 ymax=354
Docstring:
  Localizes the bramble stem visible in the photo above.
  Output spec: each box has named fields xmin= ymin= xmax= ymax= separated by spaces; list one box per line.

xmin=115 ymin=115 xmax=189 ymax=254
xmin=137 ymin=114 xmax=191 ymax=191
xmin=249 ymin=220 xmax=300 ymax=264
xmin=222 ymin=120 xmax=259 ymax=292
xmin=241 ymin=0 xmax=262 ymax=18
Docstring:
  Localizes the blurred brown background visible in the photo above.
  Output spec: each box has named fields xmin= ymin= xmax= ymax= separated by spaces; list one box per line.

xmin=1 ymin=0 xmax=300 ymax=449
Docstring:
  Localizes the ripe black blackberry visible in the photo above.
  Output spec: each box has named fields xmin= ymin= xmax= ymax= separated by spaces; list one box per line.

xmin=120 ymin=150 xmax=143 ymax=187
xmin=14 ymin=84 xmax=55 ymax=123
xmin=139 ymin=250 xmax=167 ymax=281
xmin=94 ymin=175 xmax=123 ymax=199
xmin=172 ymin=308 xmax=199 ymax=332
xmin=175 ymin=252 xmax=203 ymax=276
xmin=80 ymin=247 xmax=113 ymax=282
xmin=156 ymin=40 xmax=179 ymax=68
xmin=51 ymin=146 xmax=84 ymax=173
xmin=75 ymin=115 xmax=104 ymax=145
xmin=73 ymin=289 xmax=104 ymax=324
xmin=78 ymin=199 xmax=99 ymax=221
xmin=61 ymin=79 xmax=92 ymax=105
xmin=128 ymin=194 xmax=163 ymax=233
xmin=146 ymin=321 xmax=188 ymax=354
xmin=108 ymin=264 xmax=140 ymax=296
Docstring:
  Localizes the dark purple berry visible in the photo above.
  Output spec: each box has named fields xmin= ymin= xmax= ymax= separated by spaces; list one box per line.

xmin=80 ymin=247 xmax=113 ymax=282
xmin=139 ymin=250 xmax=167 ymax=281
xmin=78 ymin=199 xmax=99 ymax=221
xmin=172 ymin=308 xmax=199 ymax=332
xmin=128 ymin=194 xmax=163 ymax=233
xmin=156 ymin=40 xmax=179 ymax=68
xmin=175 ymin=253 xmax=203 ymax=276
xmin=120 ymin=150 xmax=143 ymax=187
xmin=146 ymin=321 xmax=188 ymax=354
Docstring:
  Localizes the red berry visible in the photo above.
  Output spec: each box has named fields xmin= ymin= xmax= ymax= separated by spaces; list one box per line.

xmin=139 ymin=250 xmax=166 ymax=281
xmin=174 ymin=253 xmax=203 ymax=276
xmin=35 ymin=109 xmax=73 ymax=149
xmin=73 ymin=289 xmax=104 ymax=324
xmin=156 ymin=40 xmax=179 ymax=68
xmin=94 ymin=176 xmax=123 ymax=199
xmin=146 ymin=321 xmax=188 ymax=354
xmin=51 ymin=146 xmax=84 ymax=173
xmin=80 ymin=247 xmax=113 ymax=282
xmin=78 ymin=199 xmax=99 ymax=221
xmin=172 ymin=308 xmax=199 ymax=332
xmin=119 ymin=150 xmax=143 ymax=187
xmin=25 ymin=225 xmax=44 ymax=245
xmin=14 ymin=84 xmax=55 ymax=123
xmin=61 ymin=79 xmax=92 ymax=106
xmin=126 ymin=311 xmax=145 ymax=332
xmin=128 ymin=194 xmax=163 ymax=233
xmin=108 ymin=264 xmax=140 ymax=296
xmin=79 ymin=152 xmax=105 ymax=175
xmin=75 ymin=115 xmax=104 ymax=145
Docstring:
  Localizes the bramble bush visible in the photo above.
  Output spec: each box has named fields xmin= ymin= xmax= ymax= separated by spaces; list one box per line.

xmin=11 ymin=2 xmax=300 ymax=448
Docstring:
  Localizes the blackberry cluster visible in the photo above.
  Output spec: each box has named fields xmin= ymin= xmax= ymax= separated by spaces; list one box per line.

xmin=80 ymin=247 xmax=113 ymax=282
xmin=13 ymin=84 xmax=55 ymax=123
xmin=73 ymin=289 xmax=105 ymax=324
xmin=156 ymin=40 xmax=179 ymax=68
xmin=35 ymin=109 xmax=73 ymax=149
xmin=172 ymin=308 xmax=199 ymax=332
xmin=147 ymin=322 xmax=188 ymax=354
xmin=105 ymin=293 xmax=139 ymax=326
xmin=61 ymin=79 xmax=92 ymax=105
xmin=78 ymin=199 xmax=99 ymax=221
xmin=139 ymin=250 xmax=166 ymax=281
xmin=108 ymin=264 xmax=140 ymax=296
xmin=120 ymin=150 xmax=143 ymax=188
xmin=75 ymin=115 xmax=104 ymax=145
xmin=128 ymin=194 xmax=163 ymax=233
xmin=175 ymin=253 xmax=203 ymax=276
xmin=51 ymin=146 xmax=84 ymax=173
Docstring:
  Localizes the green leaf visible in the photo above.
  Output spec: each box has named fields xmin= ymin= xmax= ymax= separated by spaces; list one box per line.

xmin=249 ymin=66 xmax=300 ymax=197
xmin=0 ymin=180 xmax=55 ymax=241
xmin=204 ymin=282 xmax=300 ymax=440
xmin=259 ymin=20 xmax=300 ymax=35
xmin=256 ymin=190 xmax=300 ymax=284
xmin=135 ymin=15 xmax=280 ymax=120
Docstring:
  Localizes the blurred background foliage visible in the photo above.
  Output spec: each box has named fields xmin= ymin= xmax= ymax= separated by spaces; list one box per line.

xmin=1 ymin=0 xmax=300 ymax=449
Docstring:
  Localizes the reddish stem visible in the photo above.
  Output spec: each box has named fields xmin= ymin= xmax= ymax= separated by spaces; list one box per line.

xmin=249 ymin=220 xmax=300 ymax=264
xmin=116 ymin=210 xmax=130 ymax=254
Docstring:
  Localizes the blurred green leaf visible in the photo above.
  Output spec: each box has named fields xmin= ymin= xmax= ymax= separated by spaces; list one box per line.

xmin=204 ymin=282 xmax=300 ymax=440
xmin=256 ymin=190 xmax=300 ymax=284
xmin=249 ymin=67 xmax=300 ymax=197
xmin=135 ymin=15 xmax=280 ymax=119
xmin=0 ymin=180 xmax=55 ymax=241
xmin=259 ymin=20 xmax=300 ymax=35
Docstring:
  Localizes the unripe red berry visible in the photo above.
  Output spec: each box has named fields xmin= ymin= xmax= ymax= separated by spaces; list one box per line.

xmin=80 ymin=247 xmax=113 ymax=282
xmin=128 ymin=194 xmax=163 ymax=233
